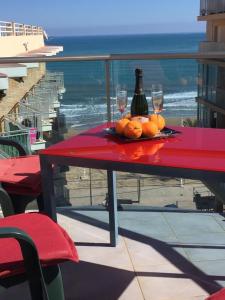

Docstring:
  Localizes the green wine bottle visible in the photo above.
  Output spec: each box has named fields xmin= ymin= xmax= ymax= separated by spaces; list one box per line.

xmin=131 ymin=68 xmax=149 ymax=117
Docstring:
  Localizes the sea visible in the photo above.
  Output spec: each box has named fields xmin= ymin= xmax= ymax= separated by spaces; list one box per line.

xmin=46 ymin=33 xmax=205 ymax=129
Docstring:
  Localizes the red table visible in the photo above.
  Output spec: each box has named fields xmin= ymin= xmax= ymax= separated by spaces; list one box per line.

xmin=40 ymin=123 xmax=225 ymax=246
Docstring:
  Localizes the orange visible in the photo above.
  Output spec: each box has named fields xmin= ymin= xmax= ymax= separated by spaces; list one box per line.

xmin=115 ymin=118 xmax=130 ymax=135
xmin=123 ymin=113 xmax=131 ymax=120
xmin=124 ymin=120 xmax=142 ymax=139
xmin=149 ymin=114 xmax=165 ymax=131
xmin=131 ymin=116 xmax=149 ymax=124
xmin=142 ymin=121 xmax=158 ymax=138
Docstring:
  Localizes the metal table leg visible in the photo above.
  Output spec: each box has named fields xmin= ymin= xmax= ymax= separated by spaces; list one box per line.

xmin=107 ymin=170 xmax=118 ymax=246
xmin=40 ymin=155 xmax=57 ymax=222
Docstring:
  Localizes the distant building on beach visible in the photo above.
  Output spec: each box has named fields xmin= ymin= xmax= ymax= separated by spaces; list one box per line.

xmin=0 ymin=21 xmax=65 ymax=154
xmin=197 ymin=0 xmax=225 ymax=128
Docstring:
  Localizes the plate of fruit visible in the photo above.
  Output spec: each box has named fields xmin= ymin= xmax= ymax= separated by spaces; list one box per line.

xmin=106 ymin=114 xmax=181 ymax=141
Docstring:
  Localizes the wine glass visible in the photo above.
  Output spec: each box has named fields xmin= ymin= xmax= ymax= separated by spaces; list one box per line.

xmin=116 ymin=88 xmax=128 ymax=119
xmin=151 ymin=84 xmax=164 ymax=114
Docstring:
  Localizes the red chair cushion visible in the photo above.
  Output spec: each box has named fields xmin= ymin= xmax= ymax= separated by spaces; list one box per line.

xmin=2 ymin=183 xmax=41 ymax=197
xmin=205 ymin=288 xmax=225 ymax=300
xmin=0 ymin=213 xmax=79 ymax=278
xmin=0 ymin=156 xmax=41 ymax=196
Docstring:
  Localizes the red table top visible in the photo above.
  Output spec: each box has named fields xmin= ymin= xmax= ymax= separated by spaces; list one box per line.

xmin=40 ymin=123 xmax=225 ymax=173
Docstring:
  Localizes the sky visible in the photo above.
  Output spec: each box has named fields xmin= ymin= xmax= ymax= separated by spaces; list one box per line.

xmin=1 ymin=0 xmax=205 ymax=36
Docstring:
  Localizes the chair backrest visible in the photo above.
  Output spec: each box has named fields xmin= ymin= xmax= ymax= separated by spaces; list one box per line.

xmin=0 ymin=213 xmax=79 ymax=300
xmin=0 ymin=132 xmax=30 ymax=157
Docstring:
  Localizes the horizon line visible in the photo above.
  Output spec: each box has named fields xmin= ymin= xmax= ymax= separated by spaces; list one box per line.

xmin=48 ymin=31 xmax=205 ymax=38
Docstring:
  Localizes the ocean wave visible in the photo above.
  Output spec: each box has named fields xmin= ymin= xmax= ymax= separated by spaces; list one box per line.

xmin=60 ymin=91 xmax=196 ymax=111
xmin=164 ymin=91 xmax=197 ymax=100
xmin=60 ymin=90 xmax=197 ymax=126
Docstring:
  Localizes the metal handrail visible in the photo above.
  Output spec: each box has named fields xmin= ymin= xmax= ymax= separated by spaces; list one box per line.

xmin=0 ymin=52 xmax=225 ymax=64
xmin=0 ymin=51 xmax=221 ymax=123
xmin=0 ymin=51 xmax=224 ymax=124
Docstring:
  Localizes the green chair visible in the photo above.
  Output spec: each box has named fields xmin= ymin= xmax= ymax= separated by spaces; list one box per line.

xmin=0 ymin=138 xmax=43 ymax=216
xmin=0 ymin=212 xmax=79 ymax=300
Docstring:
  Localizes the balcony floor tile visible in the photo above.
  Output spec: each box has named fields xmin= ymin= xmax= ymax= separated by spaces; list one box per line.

xmin=3 ymin=208 xmax=225 ymax=299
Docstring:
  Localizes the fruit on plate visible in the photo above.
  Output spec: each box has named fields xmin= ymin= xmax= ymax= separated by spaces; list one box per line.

xmin=142 ymin=121 xmax=158 ymax=138
xmin=131 ymin=116 xmax=149 ymax=124
xmin=149 ymin=114 xmax=165 ymax=131
xmin=114 ymin=114 xmax=166 ymax=139
xmin=115 ymin=118 xmax=130 ymax=135
xmin=123 ymin=113 xmax=131 ymax=120
xmin=124 ymin=120 xmax=142 ymax=139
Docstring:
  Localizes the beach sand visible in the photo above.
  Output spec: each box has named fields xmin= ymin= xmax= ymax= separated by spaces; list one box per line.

xmin=65 ymin=171 xmax=205 ymax=210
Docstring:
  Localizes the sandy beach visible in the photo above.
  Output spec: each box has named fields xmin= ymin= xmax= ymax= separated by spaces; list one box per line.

xmin=64 ymin=170 xmax=206 ymax=210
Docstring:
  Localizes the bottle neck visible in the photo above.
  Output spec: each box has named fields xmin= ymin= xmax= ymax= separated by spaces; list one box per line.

xmin=135 ymin=74 xmax=143 ymax=94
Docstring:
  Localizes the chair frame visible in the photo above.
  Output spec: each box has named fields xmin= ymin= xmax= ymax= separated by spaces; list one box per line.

xmin=0 ymin=138 xmax=43 ymax=216
xmin=0 ymin=226 xmax=65 ymax=300
xmin=0 ymin=139 xmax=68 ymax=299
xmin=0 ymin=138 xmax=27 ymax=157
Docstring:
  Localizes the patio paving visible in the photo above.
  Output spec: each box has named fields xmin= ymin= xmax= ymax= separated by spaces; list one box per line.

xmin=2 ymin=206 xmax=225 ymax=299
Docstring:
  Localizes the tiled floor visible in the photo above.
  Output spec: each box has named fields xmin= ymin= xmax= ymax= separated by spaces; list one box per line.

xmin=3 ymin=207 xmax=225 ymax=299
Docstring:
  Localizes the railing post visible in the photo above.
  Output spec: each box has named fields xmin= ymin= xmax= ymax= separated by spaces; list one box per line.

xmin=23 ymin=24 xmax=26 ymax=35
xmin=105 ymin=60 xmax=111 ymax=122
xmin=89 ymin=168 xmax=93 ymax=206
xmin=12 ymin=22 xmax=15 ymax=36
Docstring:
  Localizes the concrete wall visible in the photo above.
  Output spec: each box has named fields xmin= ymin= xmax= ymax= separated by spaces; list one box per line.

xmin=0 ymin=35 xmax=44 ymax=57
xmin=0 ymin=63 xmax=46 ymax=118
xmin=206 ymin=19 xmax=225 ymax=41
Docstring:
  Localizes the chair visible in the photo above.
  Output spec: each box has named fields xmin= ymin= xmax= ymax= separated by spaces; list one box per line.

xmin=0 ymin=212 xmax=79 ymax=300
xmin=0 ymin=138 xmax=43 ymax=216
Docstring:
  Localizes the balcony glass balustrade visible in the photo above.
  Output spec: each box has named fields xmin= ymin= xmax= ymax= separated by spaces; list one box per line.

xmin=200 ymin=0 xmax=225 ymax=16
xmin=0 ymin=52 xmax=224 ymax=210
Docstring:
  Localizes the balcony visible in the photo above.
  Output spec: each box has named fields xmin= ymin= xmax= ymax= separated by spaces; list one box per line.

xmin=0 ymin=21 xmax=43 ymax=37
xmin=0 ymin=70 xmax=65 ymax=155
xmin=0 ymin=116 xmax=46 ymax=152
xmin=0 ymin=73 xmax=8 ymax=91
xmin=0 ymin=63 xmax=27 ymax=78
xmin=199 ymin=0 xmax=225 ymax=17
xmin=4 ymin=209 xmax=225 ymax=299
xmin=199 ymin=41 xmax=225 ymax=52
xmin=1 ymin=53 xmax=225 ymax=299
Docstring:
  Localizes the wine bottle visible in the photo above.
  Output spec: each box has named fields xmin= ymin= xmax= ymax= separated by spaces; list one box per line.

xmin=131 ymin=68 xmax=149 ymax=116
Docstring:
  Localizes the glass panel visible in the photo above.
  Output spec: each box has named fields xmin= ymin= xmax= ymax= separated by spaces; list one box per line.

xmin=47 ymin=61 xmax=106 ymax=131
xmin=205 ymin=0 xmax=225 ymax=14
xmin=111 ymin=59 xmax=198 ymax=124
xmin=0 ymin=56 xmax=221 ymax=211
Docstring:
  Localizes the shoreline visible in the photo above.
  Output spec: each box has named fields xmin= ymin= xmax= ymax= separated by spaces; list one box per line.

xmin=166 ymin=115 xmax=196 ymax=126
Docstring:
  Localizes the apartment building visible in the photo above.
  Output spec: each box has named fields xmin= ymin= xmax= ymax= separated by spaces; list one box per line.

xmin=198 ymin=0 xmax=225 ymax=128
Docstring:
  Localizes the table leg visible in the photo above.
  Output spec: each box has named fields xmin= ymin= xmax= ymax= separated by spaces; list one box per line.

xmin=107 ymin=170 xmax=118 ymax=246
xmin=40 ymin=156 xmax=57 ymax=222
